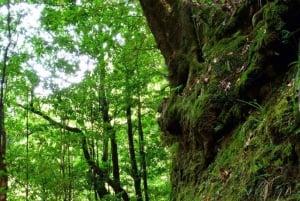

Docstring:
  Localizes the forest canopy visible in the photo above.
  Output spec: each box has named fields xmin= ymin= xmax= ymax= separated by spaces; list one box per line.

xmin=0 ymin=0 xmax=170 ymax=200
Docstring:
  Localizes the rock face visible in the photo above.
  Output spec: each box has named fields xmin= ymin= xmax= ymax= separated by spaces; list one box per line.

xmin=140 ymin=0 xmax=300 ymax=200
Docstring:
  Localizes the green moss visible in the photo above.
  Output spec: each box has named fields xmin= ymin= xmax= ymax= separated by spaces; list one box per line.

xmin=161 ymin=0 xmax=300 ymax=199
xmin=205 ymin=33 xmax=246 ymax=56
xmin=265 ymin=87 xmax=298 ymax=144
xmin=192 ymin=3 xmax=225 ymax=46
xmin=263 ymin=0 xmax=288 ymax=31
xmin=192 ymin=92 xmax=300 ymax=200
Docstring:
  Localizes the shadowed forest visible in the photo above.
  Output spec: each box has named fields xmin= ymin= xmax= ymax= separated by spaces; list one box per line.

xmin=1 ymin=0 xmax=300 ymax=201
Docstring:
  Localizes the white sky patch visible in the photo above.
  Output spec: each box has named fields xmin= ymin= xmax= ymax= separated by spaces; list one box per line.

xmin=33 ymin=53 xmax=96 ymax=96
xmin=20 ymin=4 xmax=42 ymax=29
xmin=114 ymin=33 xmax=125 ymax=46
xmin=1 ymin=3 xmax=96 ymax=96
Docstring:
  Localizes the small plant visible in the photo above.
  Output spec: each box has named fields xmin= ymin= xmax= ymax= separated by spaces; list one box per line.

xmin=236 ymin=99 xmax=263 ymax=112
xmin=170 ymin=84 xmax=184 ymax=94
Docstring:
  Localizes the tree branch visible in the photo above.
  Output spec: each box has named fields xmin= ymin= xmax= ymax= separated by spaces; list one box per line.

xmin=18 ymin=104 xmax=82 ymax=133
xmin=17 ymin=104 xmax=129 ymax=201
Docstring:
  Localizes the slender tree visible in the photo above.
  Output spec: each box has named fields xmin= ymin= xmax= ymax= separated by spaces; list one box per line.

xmin=124 ymin=65 xmax=142 ymax=201
xmin=66 ymin=131 xmax=73 ymax=201
xmin=126 ymin=104 xmax=142 ymax=201
xmin=137 ymin=87 xmax=149 ymax=201
xmin=134 ymin=37 xmax=150 ymax=201
xmin=0 ymin=1 xmax=11 ymax=200
xmin=98 ymin=65 xmax=121 ymax=185
xmin=25 ymin=89 xmax=30 ymax=201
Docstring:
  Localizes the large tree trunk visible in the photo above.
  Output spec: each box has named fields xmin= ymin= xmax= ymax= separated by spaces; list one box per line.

xmin=139 ymin=0 xmax=201 ymax=88
xmin=139 ymin=0 xmax=300 ymax=200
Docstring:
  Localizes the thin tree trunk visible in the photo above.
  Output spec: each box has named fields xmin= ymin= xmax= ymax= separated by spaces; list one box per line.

xmin=60 ymin=128 xmax=67 ymax=201
xmin=101 ymin=118 xmax=109 ymax=164
xmin=100 ymin=95 xmax=120 ymax=182
xmin=98 ymin=67 xmax=121 ymax=185
xmin=0 ymin=105 xmax=7 ymax=201
xmin=126 ymin=106 xmax=142 ymax=201
xmin=26 ymin=90 xmax=30 ymax=201
xmin=137 ymin=93 xmax=149 ymax=201
xmin=100 ymin=93 xmax=121 ymax=185
xmin=67 ymin=133 xmax=72 ymax=201
xmin=86 ymin=126 xmax=107 ymax=199
xmin=0 ymin=1 xmax=11 ymax=200
xmin=110 ymin=130 xmax=120 ymax=183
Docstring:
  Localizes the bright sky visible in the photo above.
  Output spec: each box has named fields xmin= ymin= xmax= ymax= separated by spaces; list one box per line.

xmin=0 ymin=3 xmax=96 ymax=96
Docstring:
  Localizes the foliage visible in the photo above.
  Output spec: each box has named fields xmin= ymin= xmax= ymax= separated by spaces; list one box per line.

xmin=0 ymin=1 xmax=170 ymax=200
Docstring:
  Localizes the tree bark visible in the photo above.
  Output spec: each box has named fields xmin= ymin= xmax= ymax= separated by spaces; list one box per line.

xmin=126 ymin=106 xmax=142 ymax=201
xmin=101 ymin=94 xmax=120 ymax=183
xmin=139 ymin=0 xmax=300 ymax=200
xmin=0 ymin=105 xmax=7 ymax=201
xmin=137 ymin=92 xmax=149 ymax=201
xmin=100 ymin=95 xmax=121 ymax=184
xmin=139 ymin=0 xmax=201 ymax=88
xmin=98 ymin=68 xmax=121 ymax=185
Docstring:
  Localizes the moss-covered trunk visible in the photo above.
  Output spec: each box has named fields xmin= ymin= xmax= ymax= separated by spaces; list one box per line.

xmin=140 ymin=0 xmax=300 ymax=200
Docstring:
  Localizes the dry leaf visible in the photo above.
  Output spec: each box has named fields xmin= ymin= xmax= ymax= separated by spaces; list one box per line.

xmin=219 ymin=167 xmax=230 ymax=181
